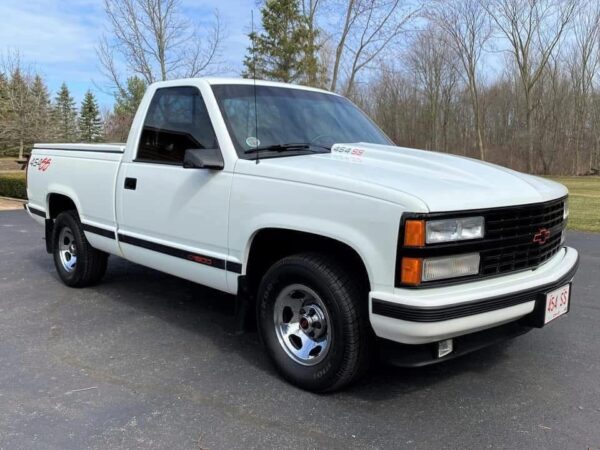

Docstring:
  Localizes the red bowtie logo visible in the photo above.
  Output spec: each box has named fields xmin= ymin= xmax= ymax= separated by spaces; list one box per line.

xmin=533 ymin=228 xmax=551 ymax=245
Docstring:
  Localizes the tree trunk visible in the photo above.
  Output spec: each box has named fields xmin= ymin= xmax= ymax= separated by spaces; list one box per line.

xmin=476 ymin=122 xmax=485 ymax=160
xmin=330 ymin=0 xmax=355 ymax=92
xmin=474 ymin=91 xmax=484 ymax=160
xmin=468 ymin=79 xmax=485 ymax=161
xmin=525 ymin=96 xmax=534 ymax=174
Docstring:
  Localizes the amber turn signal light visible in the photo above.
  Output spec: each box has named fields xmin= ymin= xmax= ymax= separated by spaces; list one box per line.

xmin=401 ymin=257 xmax=422 ymax=286
xmin=404 ymin=220 xmax=425 ymax=247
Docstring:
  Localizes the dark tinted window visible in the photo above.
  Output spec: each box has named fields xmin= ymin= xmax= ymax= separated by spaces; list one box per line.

xmin=137 ymin=87 xmax=218 ymax=163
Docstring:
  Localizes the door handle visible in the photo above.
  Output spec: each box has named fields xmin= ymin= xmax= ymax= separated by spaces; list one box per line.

xmin=124 ymin=177 xmax=137 ymax=190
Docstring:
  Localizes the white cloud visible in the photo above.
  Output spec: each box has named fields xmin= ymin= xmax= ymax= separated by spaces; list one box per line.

xmin=0 ymin=0 xmax=108 ymax=103
xmin=0 ymin=0 xmax=103 ymax=64
xmin=0 ymin=0 xmax=254 ymax=106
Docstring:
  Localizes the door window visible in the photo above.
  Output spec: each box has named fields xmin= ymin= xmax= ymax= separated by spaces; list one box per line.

xmin=137 ymin=87 xmax=218 ymax=164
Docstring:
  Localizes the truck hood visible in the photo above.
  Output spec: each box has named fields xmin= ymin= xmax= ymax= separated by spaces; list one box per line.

xmin=240 ymin=143 xmax=567 ymax=212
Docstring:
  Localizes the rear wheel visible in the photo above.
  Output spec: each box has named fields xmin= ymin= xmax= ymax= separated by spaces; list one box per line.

xmin=257 ymin=253 xmax=371 ymax=392
xmin=52 ymin=210 xmax=108 ymax=287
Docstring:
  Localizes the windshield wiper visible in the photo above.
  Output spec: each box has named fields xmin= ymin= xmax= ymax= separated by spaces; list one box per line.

xmin=244 ymin=143 xmax=330 ymax=155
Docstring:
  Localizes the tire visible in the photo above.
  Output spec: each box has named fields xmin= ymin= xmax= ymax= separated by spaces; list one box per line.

xmin=52 ymin=210 xmax=108 ymax=287
xmin=257 ymin=252 xmax=371 ymax=392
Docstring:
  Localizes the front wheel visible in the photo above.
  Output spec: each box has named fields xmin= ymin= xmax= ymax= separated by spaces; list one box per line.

xmin=52 ymin=210 xmax=108 ymax=287
xmin=257 ymin=253 xmax=371 ymax=392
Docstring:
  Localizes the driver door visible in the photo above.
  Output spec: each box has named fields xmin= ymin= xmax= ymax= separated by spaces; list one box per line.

xmin=116 ymin=86 xmax=232 ymax=292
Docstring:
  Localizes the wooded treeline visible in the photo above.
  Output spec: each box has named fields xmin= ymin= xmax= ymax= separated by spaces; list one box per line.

xmin=245 ymin=0 xmax=600 ymax=175
xmin=2 ymin=0 xmax=600 ymax=175
xmin=354 ymin=0 xmax=600 ymax=175
xmin=0 ymin=55 xmax=103 ymax=158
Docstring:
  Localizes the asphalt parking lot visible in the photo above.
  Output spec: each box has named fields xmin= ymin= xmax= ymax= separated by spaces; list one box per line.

xmin=1 ymin=210 xmax=599 ymax=449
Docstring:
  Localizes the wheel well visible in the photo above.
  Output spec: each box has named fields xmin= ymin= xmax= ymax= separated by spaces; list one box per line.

xmin=245 ymin=228 xmax=371 ymax=295
xmin=48 ymin=194 xmax=77 ymax=219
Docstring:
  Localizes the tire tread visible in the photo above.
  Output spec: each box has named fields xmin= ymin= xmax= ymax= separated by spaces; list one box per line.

xmin=53 ymin=210 xmax=108 ymax=287
xmin=259 ymin=252 xmax=372 ymax=392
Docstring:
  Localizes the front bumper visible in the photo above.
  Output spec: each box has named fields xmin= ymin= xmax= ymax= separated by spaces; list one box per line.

xmin=377 ymin=320 xmax=533 ymax=367
xmin=369 ymin=246 xmax=579 ymax=345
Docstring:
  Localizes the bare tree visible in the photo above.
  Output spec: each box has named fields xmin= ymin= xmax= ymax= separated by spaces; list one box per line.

xmin=535 ymin=53 xmax=571 ymax=173
xmin=485 ymin=0 xmax=578 ymax=173
xmin=329 ymin=0 xmax=419 ymax=95
xmin=430 ymin=0 xmax=491 ymax=160
xmin=300 ymin=0 xmax=325 ymax=86
xmin=566 ymin=0 xmax=600 ymax=174
xmin=407 ymin=27 xmax=458 ymax=151
xmin=98 ymin=0 xmax=225 ymax=92
xmin=330 ymin=0 xmax=357 ymax=92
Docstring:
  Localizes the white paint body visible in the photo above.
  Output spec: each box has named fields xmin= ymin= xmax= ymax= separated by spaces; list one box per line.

xmin=26 ymin=78 xmax=578 ymax=345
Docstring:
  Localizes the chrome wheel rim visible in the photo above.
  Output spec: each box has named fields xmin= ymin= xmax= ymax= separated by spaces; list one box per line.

xmin=58 ymin=227 xmax=77 ymax=273
xmin=273 ymin=284 xmax=331 ymax=366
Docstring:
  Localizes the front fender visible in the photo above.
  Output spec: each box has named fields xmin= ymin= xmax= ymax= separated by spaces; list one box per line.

xmin=227 ymin=176 xmax=408 ymax=293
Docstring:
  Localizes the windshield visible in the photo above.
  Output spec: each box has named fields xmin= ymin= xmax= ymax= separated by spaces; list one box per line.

xmin=211 ymin=84 xmax=392 ymax=158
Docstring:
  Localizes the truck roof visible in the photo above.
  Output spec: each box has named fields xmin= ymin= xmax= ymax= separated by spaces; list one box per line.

xmin=149 ymin=77 xmax=339 ymax=96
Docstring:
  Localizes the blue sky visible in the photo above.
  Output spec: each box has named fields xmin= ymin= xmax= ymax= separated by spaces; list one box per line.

xmin=0 ymin=0 xmax=254 ymax=109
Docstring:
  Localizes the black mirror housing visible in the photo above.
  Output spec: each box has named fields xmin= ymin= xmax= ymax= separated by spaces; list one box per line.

xmin=183 ymin=148 xmax=224 ymax=170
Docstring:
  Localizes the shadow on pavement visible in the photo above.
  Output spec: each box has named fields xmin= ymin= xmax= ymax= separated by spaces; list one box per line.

xmin=30 ymin=249 xmax=515 ymax=398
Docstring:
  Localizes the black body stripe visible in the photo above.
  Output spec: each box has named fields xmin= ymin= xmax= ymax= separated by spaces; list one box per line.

xmin=117 ymin=233 xmax=241 ymax=273
xmin=373 ymin=255 xmax=579 ymax=322
xmin=82 ymin=223 xmax=116 ymax=239
xmin=27 ymin=206 xmax=46 ymax=218
xmin=226 ymin=261 xmax=242 ymax=274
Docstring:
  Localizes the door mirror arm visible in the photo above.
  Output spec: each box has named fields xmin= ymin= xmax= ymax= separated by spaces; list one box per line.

xmin=183 ymin=148 xmax=224 ymax=170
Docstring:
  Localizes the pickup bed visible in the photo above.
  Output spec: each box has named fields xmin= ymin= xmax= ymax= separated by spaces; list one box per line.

xmin=25 ymin=78 xmax=579 ymax=392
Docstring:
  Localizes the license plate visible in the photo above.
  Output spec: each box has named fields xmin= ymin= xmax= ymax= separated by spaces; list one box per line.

xmin=544 ymin=284 xmax=570 ymax=324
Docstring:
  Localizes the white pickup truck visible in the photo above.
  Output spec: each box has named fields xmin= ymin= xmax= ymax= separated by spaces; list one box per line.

xmin=26 ymin=78 xmax=579 ymax=392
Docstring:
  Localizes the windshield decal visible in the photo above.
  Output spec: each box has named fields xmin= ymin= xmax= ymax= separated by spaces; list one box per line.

xmin=331 ymin=144 xmax=365 ymax=157
xmin=246 ymin=136 xmax=260 ymax=148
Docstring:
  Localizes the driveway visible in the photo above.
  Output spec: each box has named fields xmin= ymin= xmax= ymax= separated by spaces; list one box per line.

xmin=0 ymin=197 xmax=24 ymax=211
xmin=0 ymin=210 xmax=599 ymax=449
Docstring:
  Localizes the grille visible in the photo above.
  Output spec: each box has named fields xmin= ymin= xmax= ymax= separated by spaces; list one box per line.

xmin=479 ymin=198 xmax=566 ymax=276
xmin=396 ymin=196 xmax=568 ymax=288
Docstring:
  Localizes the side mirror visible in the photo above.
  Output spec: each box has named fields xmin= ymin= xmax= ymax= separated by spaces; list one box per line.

xmin=183 ymin=148 xmax=224 ymax=170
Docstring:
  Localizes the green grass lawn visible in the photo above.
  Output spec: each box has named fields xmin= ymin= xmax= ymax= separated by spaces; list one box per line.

xmin=550 ymin=176 xmax=600 ymax=233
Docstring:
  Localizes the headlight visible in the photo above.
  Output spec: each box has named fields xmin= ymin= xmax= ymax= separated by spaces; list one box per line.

xmin=400 ymin=253 xmax=481 ymax=285
xmin=422 ymin=253 xmax=480 ymax=282
xmin=425 ymin=216 xmax=484 ymax=244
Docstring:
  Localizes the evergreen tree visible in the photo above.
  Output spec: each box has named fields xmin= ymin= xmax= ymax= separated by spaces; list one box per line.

xmin=1 ymin=71 xmax=58 ymax=156
xmin=0 ymin=73 xmax=7 ymax=117
xmin=243 ymin=0 xmax=322 ymax=85
xmin=104 ymin=76 xmax=147 ymax=142
xmin=5 ymin=69 xmax=31 ymax=159
xmin=79 ymin=90 xmax=103 ymax=142
xmin=0 ymin=73 xmax=10 ymax=155
xmin=114 ymin=76 xmax=146 ymax=118
xmin=30 ymin=75 xmax=52 ymax=143
xmin=53 ymin=83 xmax=78 ymax=142
xmin=0 ymin=73 xmax=8 ymax=151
